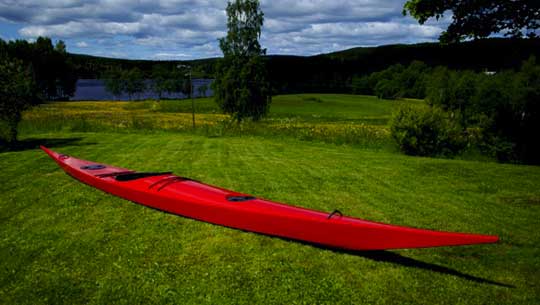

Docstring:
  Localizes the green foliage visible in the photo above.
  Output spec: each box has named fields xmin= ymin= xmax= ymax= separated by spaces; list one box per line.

xmin=427 ymin=68 xmax=480 ymax=121
xmin=398 ymin=60 xmax=429 ymax=98
xmin=351 ymin=75 xmax=371 ymax=95
xmin=197 ymin=83 xmax=208 ymax=98
xmin=219 ymin=0 xmax=265 ymax=58
xmin=103 ymin=67 xmax=147 ymax=100
xmin=123 ymin=68 xmax=145 ymax=100
xmin=169 ymin=67 xmax=191 ymax=97
xmin=55 ymin=40 xmax=66 ymax=53
xmin=355 ymin=61 xmax=429 ymax=100
xmin=425 ymin=56 xmax=540 ymax=163
xmin=374 ymin=79 xmax=402 ymax=100
xmin=403 ymin=0 xmax=540 ymax=42
xmin=0 ymin=37 xmax=77 ymax=100
xmin=390 ymin=104 xmax=465 ymax=156
xmin=103 ymin=67 xmax=124 ymax=98
xmin=0 ymin=54 xmax=40 ymax=144
xmin=150 ymin=65 xmax=170 ymax=101
xmin=214 ymin=0 xmax=271 ymax=121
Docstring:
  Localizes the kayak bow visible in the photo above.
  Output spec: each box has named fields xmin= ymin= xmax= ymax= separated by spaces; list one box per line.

xmin=41 ymin=146 xmax=499 ymax=250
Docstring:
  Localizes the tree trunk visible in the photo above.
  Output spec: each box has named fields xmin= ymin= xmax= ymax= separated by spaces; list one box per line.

xmin=7 ymin=121 xmax=18 ymax=145
xmin=9 ymin=127 xmax=17 ymax=143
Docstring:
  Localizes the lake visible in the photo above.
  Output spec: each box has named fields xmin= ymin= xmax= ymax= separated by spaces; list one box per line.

xmin=72 ymin=79 xmax=214 ymax=101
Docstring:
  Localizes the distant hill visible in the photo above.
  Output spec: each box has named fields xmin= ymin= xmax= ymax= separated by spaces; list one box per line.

xmin=321 ymin=38 xmax=540 ymax=71
xmin=69 ymin=38 xmax=540 ymax=94
xmin=270 ymin=38 xmax=540 ymax=93
xmin=69 ymin=53 xmax=219 ymax=79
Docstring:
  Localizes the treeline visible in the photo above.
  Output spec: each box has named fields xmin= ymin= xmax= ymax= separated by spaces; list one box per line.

xmin=68 ymin=38 xmax=540 ymax=95
xmin=263 ymin=38 xmax=540 ymax=94
xmin=0 ymin=37 xmax=77 ymax=100
xmin=1 ymin=37 xmax=79 ymax=144
xmin=70 ymin=53 xmax=217 ymax=79
xmin=351 ymin=60 xmax=430 ymax=99
xmin=378 ymin=57 xmax=540 ymax=164
xmin=102 ymin=66 xmax=209 ymax=100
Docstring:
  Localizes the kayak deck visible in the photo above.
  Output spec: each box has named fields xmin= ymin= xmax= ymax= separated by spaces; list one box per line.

xmin=41 ymin=146 xmax=499 ymax=250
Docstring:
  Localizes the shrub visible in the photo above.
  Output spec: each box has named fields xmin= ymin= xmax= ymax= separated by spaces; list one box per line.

xmin=390 ymin=104 xmax=466 ymax=156
xmin=374 ymin=79 xmax=402 ymax=100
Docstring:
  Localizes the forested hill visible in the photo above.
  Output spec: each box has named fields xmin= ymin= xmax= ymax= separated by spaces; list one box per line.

xmin=268 ymin=38 xmax=540 ymax=93
xmin=69 ymin=54 xmax=219 ymax=79
xmin=69 ymin=38 xmax=540 ymax=93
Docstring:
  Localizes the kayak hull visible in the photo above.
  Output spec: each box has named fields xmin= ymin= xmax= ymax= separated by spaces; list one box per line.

xmin=41 ymin=146 xmax=499 ymax=250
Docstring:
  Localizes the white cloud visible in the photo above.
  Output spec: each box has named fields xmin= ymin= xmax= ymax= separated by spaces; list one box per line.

xmin=1 ymin=0 xmax=445 ymax=59
xmin=152 ymin=52 xmax=190 ymax=60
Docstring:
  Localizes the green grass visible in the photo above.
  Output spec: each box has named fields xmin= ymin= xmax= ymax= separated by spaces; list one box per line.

xmin=1 ymin=132 xmax=539 ymax=305
xmin=19 ymin=94 xmax=402 ymax=149
xmin=269 ymin=94 xmax=401 ymax=124
xmin=1 ymin=94 xmax=539 ymax=304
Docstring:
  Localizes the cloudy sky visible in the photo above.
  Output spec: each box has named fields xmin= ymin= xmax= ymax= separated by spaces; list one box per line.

xmin=0 ymin=0 xmax=449 ymax=60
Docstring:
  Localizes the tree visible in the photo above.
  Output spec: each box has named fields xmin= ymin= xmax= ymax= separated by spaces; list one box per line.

xmin=0 ymin=54 xmax=40 ymax=144
xmin=197 ymin=83 xmax=208 ymax=97
xmin=151 ymin=65 xmax=170 ymax=101
xmin=103 ymin=67 xmax=124 ymax=99
xmin=103 ymin=67 xmax=146 ymax=101
xmin=351 ymin=75 xmax=371 ymax=95
xmin=172 ymin=67 xmax=190 ymax=98
xmin=214 ymin=0 xmax=271 ymax=121
xmin=55 ymin=40 xmax=66 ymax=53
xmin=123 ymin=68 xmax=146 ymax=100
xmin=1 ymin=37 xmax=77 ymax=100
xmin=403 ymin=0 xmax=540 ymax=43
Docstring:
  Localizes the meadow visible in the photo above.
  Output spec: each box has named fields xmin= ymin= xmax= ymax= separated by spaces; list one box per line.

xmin=19 ymin=95 xmax=401 ymax=149
xmin=1 ymin=94 xmax=539 ymax=305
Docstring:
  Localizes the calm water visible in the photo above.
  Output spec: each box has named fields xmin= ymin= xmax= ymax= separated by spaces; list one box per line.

xmin=72 ymin=79 xmax=214 ymax=101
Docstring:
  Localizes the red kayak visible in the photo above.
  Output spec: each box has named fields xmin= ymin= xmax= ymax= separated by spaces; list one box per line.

xmin=41 ymin=146 xmax=498 ymax=250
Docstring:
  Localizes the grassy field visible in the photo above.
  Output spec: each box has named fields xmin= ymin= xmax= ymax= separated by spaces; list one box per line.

xmin=1 ymin=94 xmax=539 ymax=304
xmin=19 ymin=95 xmax=400 ymax=149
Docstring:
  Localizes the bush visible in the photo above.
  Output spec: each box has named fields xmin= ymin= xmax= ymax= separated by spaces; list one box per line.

xmin=390 ymin=104 xmax=466 ymax=156
xmin=374 ymin=79 xmax=402 ymax=100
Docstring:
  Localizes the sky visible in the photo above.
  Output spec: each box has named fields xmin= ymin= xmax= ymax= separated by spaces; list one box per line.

xmin=0 ymin=0 xmax=450 ymax=60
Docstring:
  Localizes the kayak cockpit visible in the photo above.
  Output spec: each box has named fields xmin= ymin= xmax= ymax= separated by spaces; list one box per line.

xmin=114 ymin=172 xmax=173 ymax=181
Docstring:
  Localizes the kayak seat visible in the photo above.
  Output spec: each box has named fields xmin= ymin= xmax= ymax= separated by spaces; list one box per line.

xmin=227 ymin=196 xmax=256 ymax=202
xmin=114 ymin=172 xmax=173 ymax=181
xmin=81 ymin=164 xmax=106 ymax=170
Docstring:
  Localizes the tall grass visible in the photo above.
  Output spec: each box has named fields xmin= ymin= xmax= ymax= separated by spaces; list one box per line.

xmin=19 ymin=95 xmax=398 ymax=149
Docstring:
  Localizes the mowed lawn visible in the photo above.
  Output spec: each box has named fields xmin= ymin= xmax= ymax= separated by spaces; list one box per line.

xmin=1 ymin=94 xmax=539 ymax=304
xmin=1 ymin=134 xmax=539 ymax=304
